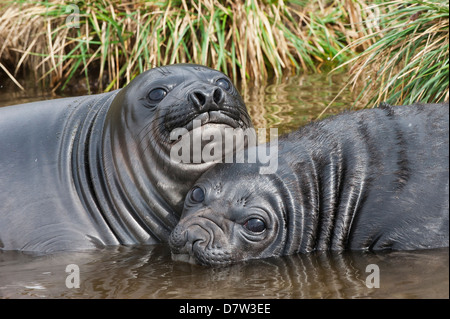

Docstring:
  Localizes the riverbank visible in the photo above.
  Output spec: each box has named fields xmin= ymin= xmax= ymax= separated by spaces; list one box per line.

xmin=0 ymin=0 xmax=448 ymax=107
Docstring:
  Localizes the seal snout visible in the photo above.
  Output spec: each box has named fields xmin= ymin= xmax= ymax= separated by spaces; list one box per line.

xmin=169 ymin=223 xmax=206 ymax=254
xmin=190 ymin=87 xmax=225 ymax=112
xmin=169 ymin=213 xmax=234 ymax=266
xmin=161 ymin=69 xmax=251 ymax=134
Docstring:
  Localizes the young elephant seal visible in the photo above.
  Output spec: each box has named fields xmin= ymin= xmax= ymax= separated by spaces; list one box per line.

xmin=170 ymin=103 xmax=449 ymax=266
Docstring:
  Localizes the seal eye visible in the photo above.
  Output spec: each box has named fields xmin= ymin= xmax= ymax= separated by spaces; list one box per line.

xmin=216 ymin=78 xmax=231 ymax=91
xmin=190 ymin=186 xmax=205 ymax=203
xmin=148 ymin=88 xmax=167 ymax=103
xmin=244 ymin=218 xmax=266 ymax=233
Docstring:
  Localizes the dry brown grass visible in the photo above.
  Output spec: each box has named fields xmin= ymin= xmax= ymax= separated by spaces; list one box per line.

xmin=0 ymin=0 xmax=379 ymax=93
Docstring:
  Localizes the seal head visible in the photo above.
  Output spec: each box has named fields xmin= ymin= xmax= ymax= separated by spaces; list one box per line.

xmin=169 ymin=161 xmax=285 ymax=266
xmin=92 ymin=64 xmax=253 ymax=244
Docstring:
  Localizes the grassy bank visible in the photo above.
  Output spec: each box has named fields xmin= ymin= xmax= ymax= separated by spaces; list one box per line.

xmin=0 ymin=0 xmax=377 ymax=91
xmin=0 ymin=0 xmax=448 ymax=106
xmin=336 ymin=0 xmax=449 ymax=107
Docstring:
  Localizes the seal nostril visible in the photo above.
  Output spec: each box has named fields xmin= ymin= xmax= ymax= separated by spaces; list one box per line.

xmin=193 ymin=91 xmax=206 ymax=106
xmin=213 ymin=88 xmax=224 ymax=105
xmin=190 ymin=87 xmax=224 ymax=112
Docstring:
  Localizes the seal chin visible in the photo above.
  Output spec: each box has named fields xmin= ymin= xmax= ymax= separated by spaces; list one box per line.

xmin=192 ymin=245 xmax=233 ymax=267
xmin=169 ymin=115 xmax=248 ymax=164
xmin=171 ymin=252 xmax=198 ymax=265
xmin=171 ymin=243 xmax=234 ymax=267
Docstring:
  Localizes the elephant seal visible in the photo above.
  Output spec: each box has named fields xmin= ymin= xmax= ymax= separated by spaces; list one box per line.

xmin=0 ymin=64 xmax=252 ymax=253
xmin=169 ymin=102 xmax=449 ymax=266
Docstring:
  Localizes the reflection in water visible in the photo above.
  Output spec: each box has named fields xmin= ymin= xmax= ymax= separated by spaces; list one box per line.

xmin=241 ymin=73 xmax=364 ymax=136
xmin=0 ymin=86 xmax=55 ymax=107
xmin=0 ymin=246 xmax=448 ymax=298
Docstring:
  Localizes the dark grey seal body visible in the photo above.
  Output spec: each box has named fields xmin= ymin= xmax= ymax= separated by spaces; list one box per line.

xmin=170 ymin=103 xmax=449 ymax=266
xmin=0 ymin=64 xmax=252 ymax=252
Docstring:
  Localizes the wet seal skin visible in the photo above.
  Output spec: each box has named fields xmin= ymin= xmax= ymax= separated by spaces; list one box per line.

xmin=170 ymin=102 xmax=449 ymax=266
xmin=0 ymin=64 xmax=252 ymax=253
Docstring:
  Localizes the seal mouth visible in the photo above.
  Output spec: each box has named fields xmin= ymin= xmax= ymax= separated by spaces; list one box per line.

xmin=168 ymin=110 xmax=245 ymax=145
xmin=184 ymin=111 xmax=243 ymax=131
xmin=170 ymin=238 xmax=206 ymax=265
xmin=171 ymin=252 xmax=199 ymax=265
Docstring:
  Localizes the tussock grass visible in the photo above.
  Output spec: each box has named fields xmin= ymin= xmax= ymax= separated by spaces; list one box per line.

xmin=0 ymin=0 xmax=376 ymax=93
xmin=1 ymin=0 xmax=447 ymax=108
xmin=333 ymin=0 xmax=449 ymax=107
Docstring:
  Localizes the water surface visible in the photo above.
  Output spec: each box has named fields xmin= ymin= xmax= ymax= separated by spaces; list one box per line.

xmin=0 ymin=73 xmax=448 ymax=299
xmin=0 ymin=246 xmax=448 ymax=299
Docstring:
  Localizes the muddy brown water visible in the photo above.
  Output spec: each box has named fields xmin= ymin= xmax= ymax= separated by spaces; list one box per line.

xmin=0 ymin=73 xmax=448 ymax=299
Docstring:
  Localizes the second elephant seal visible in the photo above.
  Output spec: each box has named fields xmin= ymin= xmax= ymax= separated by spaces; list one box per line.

xmin=170 ymin=103 xmax=449 ymax=266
